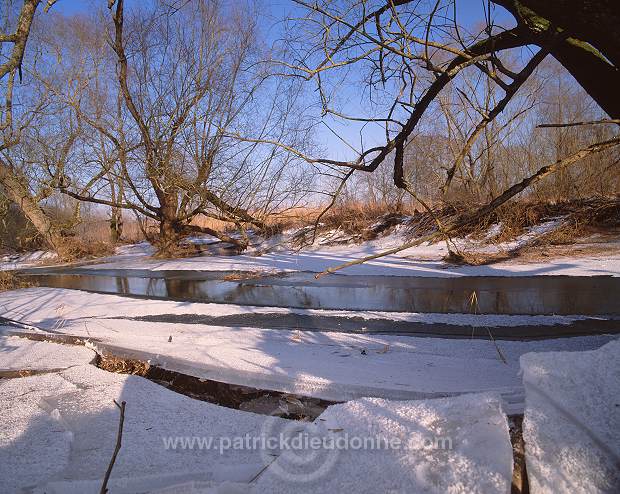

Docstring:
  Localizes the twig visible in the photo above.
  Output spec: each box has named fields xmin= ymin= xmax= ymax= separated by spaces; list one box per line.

xmin=0 ymin=315 xmax=47 ymax=333
xmin=537 ymin=119 xmax=620 ymax=128
xmin=249 ymin=455 xmax=279 ymax=483
xmin=469 ymin=291 xmax=507 ymax=364
xmin=308 ymin=169 xmax=354 ymax=246
xmin=314 ymin=134 xmax=620 ymax=278
xmin=100 ymin=400 xmax=126 ymax=494
xmin=315 ymin=229 xmax=443 ymax=278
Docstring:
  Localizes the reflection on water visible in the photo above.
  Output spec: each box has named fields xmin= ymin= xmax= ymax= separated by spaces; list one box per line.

xmin=19 ymin=271 xmax=620 ymax=316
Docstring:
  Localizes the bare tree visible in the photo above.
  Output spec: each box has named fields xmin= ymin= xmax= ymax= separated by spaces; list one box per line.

xmin=231 ymin=1 xmax=618 ymax=247
xmin=0 ymin=0 xmax=73 ymax=251
xmin=51 ymin=0 xmax=312 ymax=256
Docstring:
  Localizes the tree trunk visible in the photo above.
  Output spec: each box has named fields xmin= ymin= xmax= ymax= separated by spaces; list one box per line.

xmin=157 ymin=218 xmax=182 ymax=257
xmin=108 ymin=175 xmax=123 ymax=243
xmin=492 ymin=0 xmax=620 ymax=118
xmin=0 ymin=159 xmax=63 ymax=250
xmin=109 ymin=207 xmax=123 ymax=243
xmin=155 ymin=197 xmax=182 ymax=257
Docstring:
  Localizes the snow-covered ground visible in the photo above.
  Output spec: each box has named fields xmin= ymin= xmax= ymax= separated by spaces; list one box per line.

xmin=254 ymin=393 xmax=513 ymax=493
xmin=0 ymin=335 xmax=94 ymax=372
xmin=75 ymin=224 xmax=620 ymax=277
xmin=1 ymin=288 xmax=617 ymax=414
xmin=1 ymin=218 xmax=618 ymax=492
xmin=521 ymin=339 xmax=620 ymax=493
xmin=1 ymin=336 xmax=515 ymax=493
xmin=0 ymin=338 xmax=289 ymax=493
xmin=82 ymin=245 xmax=620 ymax=277
xmin=76 ymin=237 xmax=620 ymax=277
xmin=0 ymin=250 xmax=57 ymax=271
xmin=3 ymin=220 xmax=620 ymax=277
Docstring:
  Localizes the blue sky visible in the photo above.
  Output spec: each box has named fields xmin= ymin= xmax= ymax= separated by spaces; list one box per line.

xmin=52 ymin=0 xmax=511 ymax=24
xmin=48 ymin=0 xmax=515 ymax=160
xmin=51 ymin=0 xmax=513 ymax=47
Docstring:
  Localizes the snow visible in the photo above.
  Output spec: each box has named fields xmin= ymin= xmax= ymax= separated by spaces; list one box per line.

xmin=49 ymin=218 xmax=615 ymax=277
xmin=0 ymin=334 xmax=514 ymax=494
xmin=0 ymin=333 xmax=514 ymax=494
xmin=1 ymin=218 xmax=618 ymax=492
xmin=0 ymin=341 xmax=514 ymax=494
xmin=0 ymin=355 xmax=290 ymax=493
xmin=0 ymin=250 xmax=57 ymax=271
xmin=80 ymin=236 xmax=620 ymax=277
xmin=483 ymin=223 xmax=503 ymax=240
xmin=0 ymin=335 xmax=94 ymax=372
xmin=83 ymin=328 xmax=615 ymax=415
xmin=4 ymin=218 xmax=620 ymax=277
xmin=0 ymin=372 xmax=77 ymax=492
xmin=1 ymin=288 xmax=616 ymax=414
xmin=450 ymin=219 xmax=566 ymax=257
xmin=36 ymin=477 xmax=248 ymax=494
xmin=521 ymin=339 xmax=620 ymax=493
xmin=113 ymin=241 xmax=156 ymax=257
xmin=254 ymin=393 xmax=513 ymax=493
xmin=0 ymin=286 xmax=594 ymax=328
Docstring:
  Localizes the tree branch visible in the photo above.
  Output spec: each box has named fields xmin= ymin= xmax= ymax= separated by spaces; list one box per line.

xmin=315 ymin=134 xmax=620 ymax=278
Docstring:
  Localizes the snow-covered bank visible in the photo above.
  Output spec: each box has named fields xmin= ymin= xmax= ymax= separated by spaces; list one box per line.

xmin=1 ymin=288 xmax=617 ymax=414
xmin=521 ymin=339 xmax=620 ymax=493
xmin=5 ymin=221 xmax=620 ymax=277
xmin=88 ymin=248 xmax=620 ymax=277
xmin=0 ymin=250 xmax=57 ymax=271
xmin=80 ymin=237 xmax=620 ymax=277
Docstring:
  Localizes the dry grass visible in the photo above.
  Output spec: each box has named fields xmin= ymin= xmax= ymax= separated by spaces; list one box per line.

xmin=0 ymin=271 xmax=35 ymax=292
xmin=458 ymin=197 xmax=620 ymax=245
xmin=56 ymin=237 xmax=115 ymax=262
xmin=512 ymin=198 xmax=620 ymax=247
xmin=190 ymin=214 xmax=237 ymax=232
xmin=288 ymin=201 xmax=413 ymax=246
xmin=192 ymin=207 xmax=330 ymax=234
xmin=76 ymin=219 xmax=146 ymax=244
xmin=5 ymin=197 xmax=618 ymax=265
xmin=448 ymin=197 xmax=620 ymax=265
xmin=317 ymin=201 xmax=406 ymax=233
xmin=96 ymin=353 xmax=151 ymax=375
xmin=221 ymin=271 xmax=269 ymax=281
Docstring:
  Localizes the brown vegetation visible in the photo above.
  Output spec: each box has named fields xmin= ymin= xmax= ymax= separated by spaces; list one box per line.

xmin=0 ymin=271 xmax=35 ymax=292
xmin=54 ymin=237 xmax=114 ymax=262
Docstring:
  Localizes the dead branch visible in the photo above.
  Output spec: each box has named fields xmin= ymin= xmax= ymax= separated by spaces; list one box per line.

xmin=0 ymin=0 xmax=39 ymax=80
xmin=537 ymin=119 xmax=620 ymax=128
xmin=315 ymin=134 xmax=620 ymax=278
xmin=183 ymin=224 xmax=247 ymax=249
xmin=443 ymin=47 xmax=549 ymax=192
xmin=100 ymin=400 xmax=126 ymax=494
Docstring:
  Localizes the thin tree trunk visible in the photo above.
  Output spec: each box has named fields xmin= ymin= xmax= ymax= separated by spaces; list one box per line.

xmin=108 ymin=175 xmax=123 ymax=243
